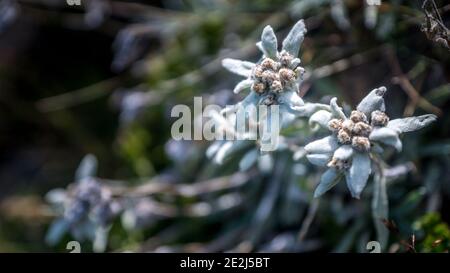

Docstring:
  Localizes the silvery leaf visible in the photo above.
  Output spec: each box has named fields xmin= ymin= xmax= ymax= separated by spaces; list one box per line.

xmin=369 ymin=127 xmax=402 ymax=152
xmin=256 ymin=41 xmax=264 ymax=55
xmin=387 ymin=114 xmax=437 ymax=134
xmin=261 ymin=25 xmax=278 ymax=59
xmin=372 ymin=173 xmax=388 ymax=250
xmin=314 ymin=169 xmax=342 ymax=198
xmin=45 ymin=188 xmax=67 ymax=205
xmin=222 ymin=58 xmax=255 ymax=77
xmin=345 ymin=152 xmax=371 ymax=199
xmin=281 ymin=19 xmax=307 ymax=57
xmin=356 ymin=86 xmax=386 ymax=117
xmin=309 ymin=110 xmax=332 ymax=130
xmin=292 ymin=102 xmax=331 ymax=117
xmin=45 ymin=219 xmax=70 ymax=246
xmin=239 ymin=149 xmax=259 ymax=171
xmin=306 ymin=153 xmax=331 ymax=166
xmin=233 ymin=79 xmax=253 ymax=94
xmin=330 ymin=97 xmax=346 ymax=119
xmin=75 ymin=154 xmax=98 ymax=182
xmin=333 ymin=145 xmax=353 ymax=160
xmin=305 ymin=136 xmax=339 ymax=154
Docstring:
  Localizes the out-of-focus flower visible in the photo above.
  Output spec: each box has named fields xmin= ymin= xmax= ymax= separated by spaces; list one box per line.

xmin=304 ymin=86 xmax=437 ymax=198
xmin=45 ymin=154 xmax=121 ymax=252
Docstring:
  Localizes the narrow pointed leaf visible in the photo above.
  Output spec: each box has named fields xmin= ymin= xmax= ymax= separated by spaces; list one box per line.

xmin=261 ymin=25 xmax=278 ymax=59
xmin=304 ymin=136 xmax=339 ymax=154
xmin=309 ymin=110 xmax=332 ymax=130
xmin=372 ymin=173 xmax=389 ymax=250
xmin=314 ymin=169 xmax=342 ymax=197
xmin=233 ymin=79 xmax=253 ymax=94
xmin=222 ymin=58 xmax=255 ymax=77
xmin=356 ymin=86 xmax=386 ymax=117
xmin=387 ymin=114 xmax=437 ymax=133
xmin=306 ymin=153 xmax=331 ymax=166
xmin=281 ymin=19 xmax=307 ymax=57
xmin=333 ymin=145 xmax=353 ymax=160
xmin=369 ymin=127 xmax=402 ymax=151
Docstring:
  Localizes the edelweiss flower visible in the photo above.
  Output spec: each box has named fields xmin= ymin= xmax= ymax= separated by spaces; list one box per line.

xmin=221 ymin=19 xmax=327 ymax=117
xmin=304 ymin=86 xmax=437 ymax=198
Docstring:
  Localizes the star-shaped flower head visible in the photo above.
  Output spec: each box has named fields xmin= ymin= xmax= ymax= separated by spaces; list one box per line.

xmin=304 ymin=86 xmax=437 ymax=199
xmin=221 ymin=20 xmax=308 ymax=115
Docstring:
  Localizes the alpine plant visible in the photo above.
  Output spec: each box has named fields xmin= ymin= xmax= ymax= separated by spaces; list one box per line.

xmin=221 ymin=19 xmax=329 ymax=118
xmin=304 ymin=86 xmax=437 ymax=198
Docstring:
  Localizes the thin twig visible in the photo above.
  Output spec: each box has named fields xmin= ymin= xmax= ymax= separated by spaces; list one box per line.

xmin=297 ymin=198 xmax=320 ymax=242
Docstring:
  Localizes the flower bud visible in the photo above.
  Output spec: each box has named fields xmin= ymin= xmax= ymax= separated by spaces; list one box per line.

xmin=260 ymin=58 xmax=278 ymax=71
xmin=350 ymin=110 xmax=367 ymax=123
xmin=262 ymin=70 xmax=277 ymax=84
xmin=279 ymin=51 xmax=294 ymax=67
xmin=352 ymin=136 xmax=371 ymax=152
xmin=371 ymin=110 xmax=390 ymax=127
xmin=253 ymin=65 xmax=264 ymax=79
xmin=337 ymin=129 xmax=352 ymax=144
xmin=252 ymin=82 xmax=266 ymax=94
xmin=341 ymin=119 xmax=355 ymax=133
xmin=278 ymin=68 xmax=296 ymax=83
xmin=271 ymin=80 xmax=283 ymax=93
xmin=353 ymin=122 xmax=372 ymax=137
xmin=328 ymin=119 xmax=343 ymax=132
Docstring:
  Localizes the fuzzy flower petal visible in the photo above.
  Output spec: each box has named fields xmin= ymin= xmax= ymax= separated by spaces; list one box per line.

xmin=261 ymin=25 xmax=278 ymax=59
xmin=282 ymin=19 xmax=307 ymax=57
xmin=314 ymin=169 xmax=342 ymax=198
xmin=306 ymin=154 xmax=332 ymax=166
xmin=222 ymin=58 xmax=255 ymax=77
xmin=356 ymin=86 xmax=386 ymax=117
xmin=304 ymin=136 xmax=339 ymax=154
xmin=333 ymin=145 xmax=353 ymax=160
xmin=309 ymin=110 xmax=333 ymax=130
xmin=369 ymin=127 xmax=402 ymax=152
xmin=387 ymin=114 xmax=437 ymax=134
xmin=233 ymin=79 xmax=253 ymax=94
xmin=345 ymin=152 xmax=371 ymax=199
